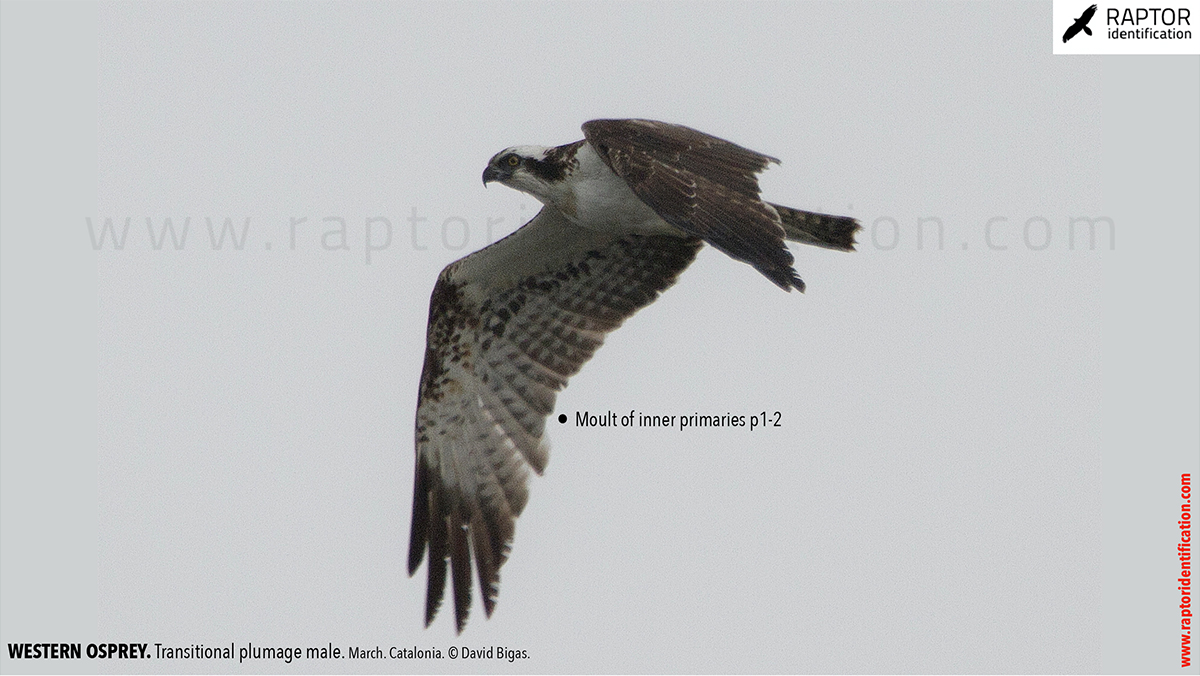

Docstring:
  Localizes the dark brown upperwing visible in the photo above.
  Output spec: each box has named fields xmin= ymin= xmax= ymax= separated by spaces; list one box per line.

xmin=582 ymin=119 xmax=805 ymax=291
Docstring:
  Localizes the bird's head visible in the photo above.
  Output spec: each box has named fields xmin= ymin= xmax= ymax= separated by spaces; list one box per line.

xmin=482 ymin=145 xmax=563 ymax=204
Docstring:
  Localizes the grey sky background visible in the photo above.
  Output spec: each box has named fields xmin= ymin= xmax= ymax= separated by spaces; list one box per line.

xmin=1 ymin=1 xmax=1196 ymax=674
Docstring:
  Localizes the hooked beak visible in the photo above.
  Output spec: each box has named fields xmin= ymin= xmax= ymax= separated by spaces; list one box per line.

xmin=482 ymin=165 xmax=502 ymax=186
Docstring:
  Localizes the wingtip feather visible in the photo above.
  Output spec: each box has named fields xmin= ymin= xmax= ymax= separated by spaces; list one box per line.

xmin=407 ymin=458 xmax=431 ymax=577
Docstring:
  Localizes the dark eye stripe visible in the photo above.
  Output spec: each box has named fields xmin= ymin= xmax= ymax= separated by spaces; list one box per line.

xmin=526 ymin=157 xmax=566 ymax=181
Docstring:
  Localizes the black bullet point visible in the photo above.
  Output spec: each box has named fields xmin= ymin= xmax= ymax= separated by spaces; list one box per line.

xmin=557 ymin=414 xmax=567 ymax=424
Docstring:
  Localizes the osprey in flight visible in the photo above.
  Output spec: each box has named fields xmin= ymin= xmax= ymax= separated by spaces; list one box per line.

xmin=407 ymin=119 xmax=859 ymax=632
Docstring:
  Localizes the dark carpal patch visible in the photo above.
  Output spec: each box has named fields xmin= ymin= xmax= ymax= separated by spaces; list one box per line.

xmin=411 ymin=119 xmax=860 ymax=634
xmin=418 ymin=273 xmax=477 ymax=405
xmin=409 ymin=231 xmax=703 ymax=633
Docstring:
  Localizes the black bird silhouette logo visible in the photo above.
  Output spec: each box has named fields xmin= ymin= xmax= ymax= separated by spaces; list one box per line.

xmin=1063 ymin=4 xmax=1098 ymax=42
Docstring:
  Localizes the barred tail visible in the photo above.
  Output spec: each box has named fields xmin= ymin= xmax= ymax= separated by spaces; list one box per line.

xmin=770 ymin=203 xmax=860 ymax=252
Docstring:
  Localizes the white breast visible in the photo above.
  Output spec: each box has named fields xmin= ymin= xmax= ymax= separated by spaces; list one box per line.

xmin=566 ymin=143 xmax=683 ymax=236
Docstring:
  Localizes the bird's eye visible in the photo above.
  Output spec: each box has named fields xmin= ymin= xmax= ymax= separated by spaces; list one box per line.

xmin=506 ymin=155 xmax=520 ymax=167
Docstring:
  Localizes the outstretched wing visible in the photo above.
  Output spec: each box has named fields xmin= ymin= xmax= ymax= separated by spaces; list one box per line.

xmin=408 ymin=206 xmax=701 ymax=633
xmin=582 ymin=118 xmax=805 ymax=291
